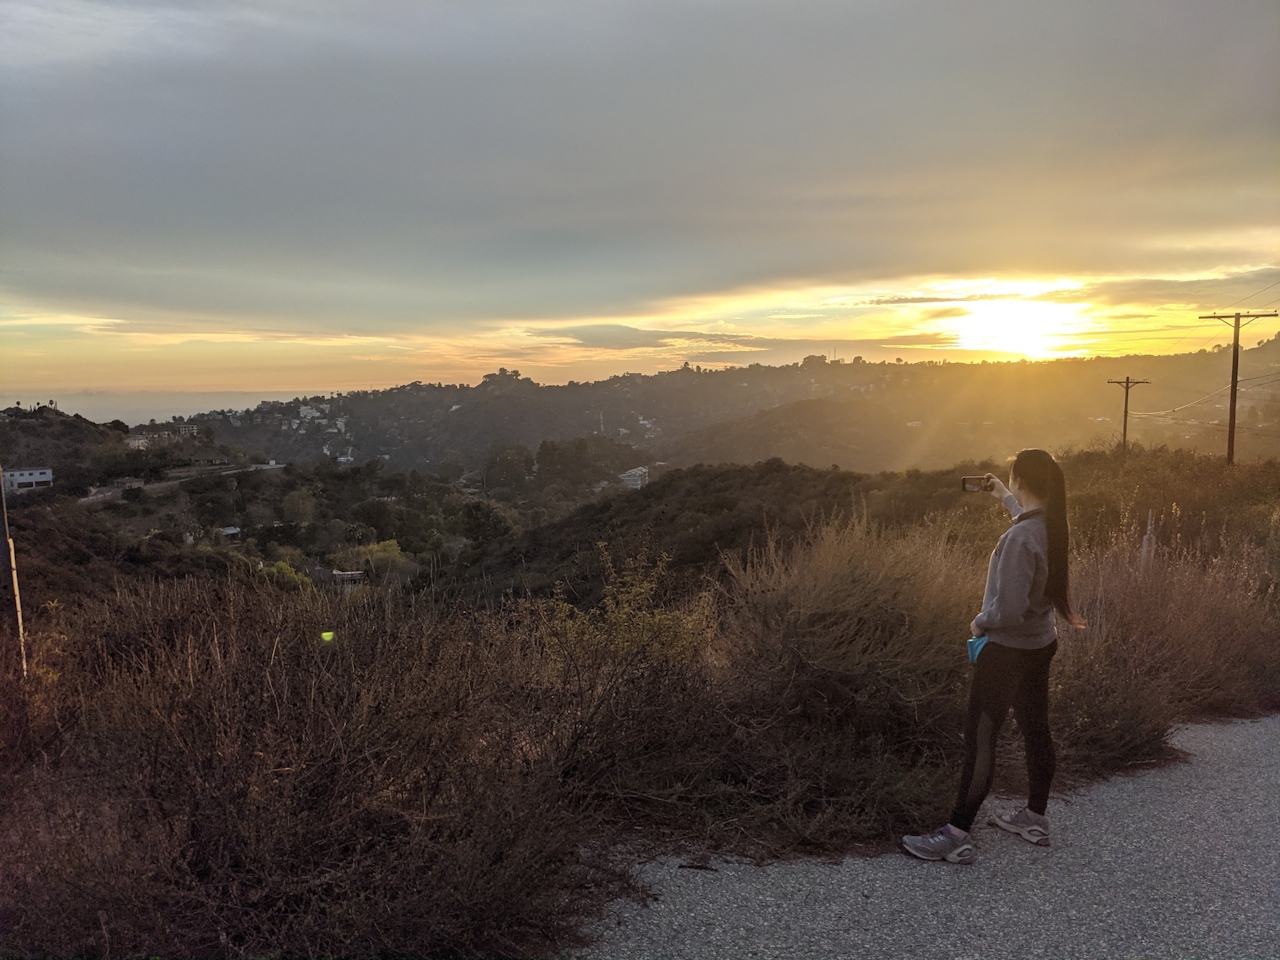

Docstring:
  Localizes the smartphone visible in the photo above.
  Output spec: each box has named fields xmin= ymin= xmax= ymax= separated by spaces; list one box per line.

xmin=961 ymin=476 xmax=994 ymax=493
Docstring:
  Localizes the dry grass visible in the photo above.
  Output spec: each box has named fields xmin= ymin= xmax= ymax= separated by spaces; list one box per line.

xmin=0 ymin=583 xmax=639 ymax=959
xmin=1052 ymin=536 xmax=1280 ymax=775
xmin=1 ymin=516 xmax=1277 ymax=958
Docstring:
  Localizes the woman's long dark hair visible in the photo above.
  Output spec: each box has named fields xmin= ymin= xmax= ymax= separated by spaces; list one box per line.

xmin=1011 ymin=449 xmax=1084 ymax=627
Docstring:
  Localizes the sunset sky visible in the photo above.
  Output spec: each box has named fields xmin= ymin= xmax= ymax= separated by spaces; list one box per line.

xmin=2 ymin=0 xmax=1278 ymax=419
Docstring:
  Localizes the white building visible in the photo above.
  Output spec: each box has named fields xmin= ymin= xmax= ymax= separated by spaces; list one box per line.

xmin=125 ymin=435 xmax=150 ymax=450
xmin=618 ymin=466 xmax=649 ymax=490
xmin=3 ymin=467 xmax=53 ymax=495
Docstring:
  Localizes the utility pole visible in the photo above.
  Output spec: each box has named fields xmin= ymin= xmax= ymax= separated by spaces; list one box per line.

xmin=1198 ymin=311 xmax=1278 ymax=464
xmin=1107 ymin=377 xmax=1149 ymax=454
xmin=0 ymin=467 xmax=27 ymax=679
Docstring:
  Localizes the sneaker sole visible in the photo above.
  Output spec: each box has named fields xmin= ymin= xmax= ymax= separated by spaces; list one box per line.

xmin=989 ymin=817 xmax=1050 ymax=846
xmin=901 ymin=839 xmax=976 ymax=865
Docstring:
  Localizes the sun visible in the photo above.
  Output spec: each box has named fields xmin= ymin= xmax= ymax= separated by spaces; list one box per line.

xmin=941 ymin=300 xmax=1095 ymax=358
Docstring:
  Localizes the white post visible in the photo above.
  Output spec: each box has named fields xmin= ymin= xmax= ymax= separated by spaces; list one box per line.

xmin=1140 ymin=508 xmax=1156 ymax=567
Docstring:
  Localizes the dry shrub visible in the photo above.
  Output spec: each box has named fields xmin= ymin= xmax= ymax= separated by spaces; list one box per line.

xmin=611 ymin=515 xmax=1280 ymax=851
xmin=550 ymin=519 xmax=981 ymax=854
xmin=712 ymin=518 xmax=979 ymax=844
xmin=1051 ymin=536 xmax=1280 ymax=778
xmin=2 ymin=518 xmax=1277 ymax=958
xmin=0 ymin=581 xmax=638 ymax=959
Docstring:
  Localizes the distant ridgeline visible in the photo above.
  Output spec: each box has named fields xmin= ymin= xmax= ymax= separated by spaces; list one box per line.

xmin=188 ymin=337 xmax=1280 ymax=475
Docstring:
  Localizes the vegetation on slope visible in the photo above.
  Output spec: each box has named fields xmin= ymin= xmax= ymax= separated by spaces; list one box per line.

xmin=1 ymin=449 xmax=1277 ymax=958
xmin=190 ymin=334 xmax=1280 ymax=472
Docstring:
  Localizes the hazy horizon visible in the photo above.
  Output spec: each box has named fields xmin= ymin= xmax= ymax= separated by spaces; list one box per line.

xmin=9 ymin=330 xmax=1280 ymax=426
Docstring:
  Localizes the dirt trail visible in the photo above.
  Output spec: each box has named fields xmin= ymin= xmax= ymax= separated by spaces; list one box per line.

xmin=575 ymin=715 xmax=1280 ymax=960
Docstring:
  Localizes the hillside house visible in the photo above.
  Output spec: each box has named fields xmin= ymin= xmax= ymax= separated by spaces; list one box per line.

xmin=331 ymin=570 xmax=365 ymax=594
xmin=3 ymin=467 xmax=53 ymax=495
xmin=619 ymin=466 xmax=649 ymax=489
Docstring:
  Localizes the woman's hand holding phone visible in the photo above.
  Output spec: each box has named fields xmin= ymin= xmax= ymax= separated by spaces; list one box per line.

xmin=984 ymin=473 xmax=1011 ymax=501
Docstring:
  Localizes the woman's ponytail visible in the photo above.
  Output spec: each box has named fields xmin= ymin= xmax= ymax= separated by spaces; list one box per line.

xmin=1012 ymin=449 xmax=1084 ymax=628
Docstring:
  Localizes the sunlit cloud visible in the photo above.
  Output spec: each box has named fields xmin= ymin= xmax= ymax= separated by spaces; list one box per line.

xmin=2 ymin=0 xmax=1277 ymax=400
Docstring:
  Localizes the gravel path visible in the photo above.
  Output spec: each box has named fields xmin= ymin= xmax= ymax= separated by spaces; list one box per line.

xmin=575 ymin=715 xmax=1280 ymax=960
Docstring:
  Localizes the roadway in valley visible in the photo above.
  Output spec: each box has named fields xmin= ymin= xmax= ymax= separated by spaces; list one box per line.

xmin=574 ymin=714 xmax=1280 ymax=960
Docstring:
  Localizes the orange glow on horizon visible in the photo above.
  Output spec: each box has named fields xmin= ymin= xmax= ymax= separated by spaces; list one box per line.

xmin=3 ymin=271 xmax=1273 ymax=394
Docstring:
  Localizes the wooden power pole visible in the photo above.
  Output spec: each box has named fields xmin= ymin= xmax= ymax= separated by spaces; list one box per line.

xmin=1107 ymin=377 xmax=1149 ymax=454
xmin=1198 ymin=311 xmax=1278 ymax=464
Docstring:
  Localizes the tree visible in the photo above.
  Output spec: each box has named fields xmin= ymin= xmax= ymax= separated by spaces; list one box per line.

xmin=282 ymin=490 xmax=316 ymax=523
xmin=535 ymin=436 xmax=643 ymax=489
xmin=483 ymin=442 xmax=534 ymax=492
xmin=460 ymin=500 xmax=512 ymax=542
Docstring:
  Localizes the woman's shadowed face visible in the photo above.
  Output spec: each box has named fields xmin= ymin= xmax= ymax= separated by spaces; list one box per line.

xmin=1009 ymin=471 xmax=1045 ymax=510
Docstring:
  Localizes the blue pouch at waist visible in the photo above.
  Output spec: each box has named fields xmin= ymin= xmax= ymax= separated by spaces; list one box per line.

xmin=967 ymin=635 xmax=989 ymax=665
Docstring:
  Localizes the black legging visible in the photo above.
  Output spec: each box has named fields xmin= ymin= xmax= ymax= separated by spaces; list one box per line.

xmin=950 ymin=639 xmax=1058 ymax=832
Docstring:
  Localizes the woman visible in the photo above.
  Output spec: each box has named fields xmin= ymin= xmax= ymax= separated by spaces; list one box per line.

xmin=903 ymin=448 xmax=1082 ymax=865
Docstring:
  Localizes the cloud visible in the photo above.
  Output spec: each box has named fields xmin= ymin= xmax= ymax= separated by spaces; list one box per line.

xmin=1040 ymin=268 xmax=1280 ymax=312
xmin=865 ymin=295 xmax=1005 ymax=306
xmin=527 ymin=324 xmax=759 ymax=350
xmin=1 ymin=0 xmax=1277 ymax=397
xmin=2 ymin=0 xmax=1277 ymax=333
xmin=920 ymin=307 xmax=971 ymax=321
xmin=521 ymin=323 xmax=964 ymax=358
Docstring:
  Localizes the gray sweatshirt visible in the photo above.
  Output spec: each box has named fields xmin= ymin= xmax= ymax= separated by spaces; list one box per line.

xmin=971 ymin=494 xmax=1057 ymax=650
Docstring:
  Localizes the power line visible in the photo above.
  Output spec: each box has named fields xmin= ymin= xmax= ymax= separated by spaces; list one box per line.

xmin=1223 ymin=276 xmax=1280 ymax=309
xmin=1144 ymin=279 xmax=1279 ymax=375
xmin=1151 ymin=322 xmax=1225 ymax=360
xmin=1131 ymin=382 xmax=1232 ymax=416
xmin=1142 ymin=324 xmax=1242 ymax=386
xmin=1237 ymin=375 xmax=1280 ymax=393
xmin=1132 ymin=371 xmax=1280 ymax=419
xmin=1128 ymin=414 xmax=1280 ymax=441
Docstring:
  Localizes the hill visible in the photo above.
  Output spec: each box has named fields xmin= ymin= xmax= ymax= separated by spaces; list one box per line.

xmin=187 ymin=334 xmax=1280 ymax=474
xmin=0 ymin=406 xmax=125 ymax=491
xmin=661 ymin=339 xmax=1280 ymax=470
xmin=464 ymin=446 xmax=1280 ymax=604
xmin=0 ymin=404 xmax=245 ymax=497
xmin=463 ymin=460 xmax=888 ymax=602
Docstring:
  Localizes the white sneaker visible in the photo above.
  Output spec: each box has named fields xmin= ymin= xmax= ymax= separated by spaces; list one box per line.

xmin=901 ymin=824 xmax=976 ymax=864
xmin=990 ymin=807 xmax=1050 ymax=846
